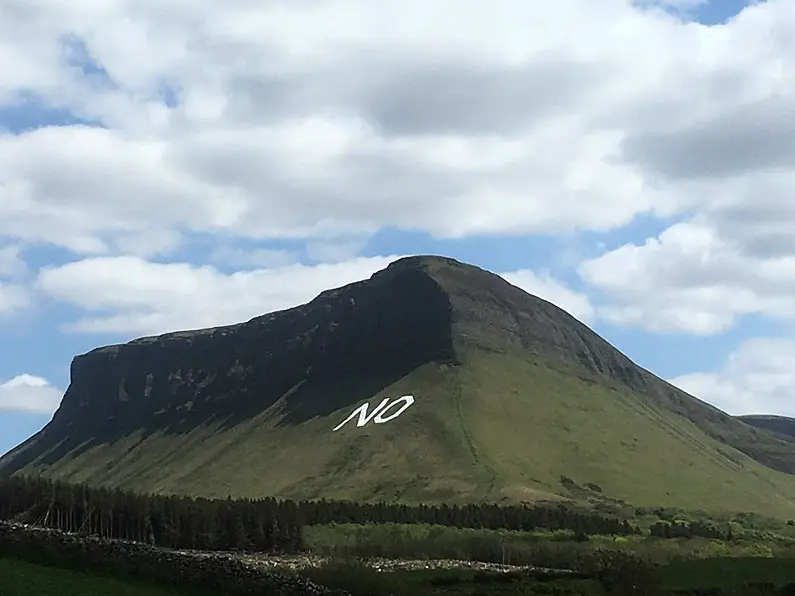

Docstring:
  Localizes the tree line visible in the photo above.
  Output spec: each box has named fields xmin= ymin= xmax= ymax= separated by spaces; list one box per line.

xmin=649 ymin=519 xmax=732 ymax=540
xmin=0 ymin=475 xmax=636 ymax=553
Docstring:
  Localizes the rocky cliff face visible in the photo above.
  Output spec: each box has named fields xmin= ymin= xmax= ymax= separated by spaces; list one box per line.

xmin=5 ymin=257 xmax=457 ymax=472
xmin=45 ymin=254 xmax=660 ymax=441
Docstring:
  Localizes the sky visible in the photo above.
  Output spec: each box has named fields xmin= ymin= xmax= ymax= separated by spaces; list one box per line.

xmin=1 ymin=0 xmax=794 ymax=456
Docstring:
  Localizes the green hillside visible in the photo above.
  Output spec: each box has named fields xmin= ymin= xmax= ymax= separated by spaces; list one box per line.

xmin=16 ymin=350 xmax=795 ymax=518
xmin=4 ymin=255 xmax=795 ymax=518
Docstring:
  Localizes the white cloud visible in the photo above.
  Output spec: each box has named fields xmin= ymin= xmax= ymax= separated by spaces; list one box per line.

xmin=579 ymin=174 xmax=795 ymax=335
xmin=0 ymin=245 xmax=26 ymax=277
xmin=0 ymin=0 xmax=793 ymax=349
xmin=0 ymin=0 xmax=791 ymax=258
xmin=503 ymin=269 xmax=595 ymax=323
xmin=671 ymin=338 xmax=795 ymax=416
xmin=0 ymin=374 xmax=63 ymax=414
xmin=0 ymin=283 xmax=28 ymax=316
xmin=633 ymin=0 xmax=708 ymax=11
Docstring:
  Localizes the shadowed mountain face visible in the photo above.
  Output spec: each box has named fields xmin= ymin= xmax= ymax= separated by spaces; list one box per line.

xmin=3 ymin=255 xmax=795 ymax=515
xmin=3 ymin=259 xmax=457 ymax=469
xmin=739 ymin=416 xmax=795 ymax=442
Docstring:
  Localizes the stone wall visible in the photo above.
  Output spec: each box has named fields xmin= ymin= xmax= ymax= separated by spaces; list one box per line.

xmin=0 ymin=522 xmax=343 ymax=595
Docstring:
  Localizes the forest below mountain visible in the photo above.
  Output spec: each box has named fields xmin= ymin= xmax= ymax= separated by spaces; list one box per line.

xmin=5 ymin=475 xmax=795 ymax=595
xmin=0 ymin=475 xmax=638 ymax=553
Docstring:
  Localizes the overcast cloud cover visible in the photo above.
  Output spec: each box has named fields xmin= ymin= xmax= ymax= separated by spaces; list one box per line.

xmin=1 ymin=0 xmax=794 ymax=454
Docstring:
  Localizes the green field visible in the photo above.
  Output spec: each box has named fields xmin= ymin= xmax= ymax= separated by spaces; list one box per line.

xmin=655 ymin=557 xmax=795 ymax=591
xmin=302 ymin=561 xmax=603 ymax=596
xmin=0 ymin=555 xmax=602 ymax=596
xmin=0 ymin=557 xmax=192 ymax=596
xmin=6 ymin=553 xmax=795 ymax=596
xmin=302 ymin=522 xmax=795 ymax=593
xmin=302 ymin=521 xmax=795 ymax=565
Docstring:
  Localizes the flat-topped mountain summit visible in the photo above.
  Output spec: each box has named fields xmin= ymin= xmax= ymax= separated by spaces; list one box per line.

xmin=5 ymin=255 xmax=795 ymax=516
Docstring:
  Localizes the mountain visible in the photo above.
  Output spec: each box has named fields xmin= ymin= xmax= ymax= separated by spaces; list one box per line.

xmin=4 ymin=255 xmax=795 ymax=517
xmin=739 ymin=415 xmax=795 ymax=442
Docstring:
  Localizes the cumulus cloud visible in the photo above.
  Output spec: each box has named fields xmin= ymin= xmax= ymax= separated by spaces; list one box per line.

xmin=0 ymin=245 xmax=26 ymax=277
xmin=0 ymin=283 xmax=28 ymax=316
xmin=1 ymin=0 xmax=792 ymax=259
xmin=621 ymin=96 xmax=795 ymax=180
xmin=0 ymin=0 xmax=793 ymax=351
xmin=579 ymin=172 xmax=795 ymax=335
xmin=635 ymin=0 xmax=708 ymax=6
xmin=0 ymin=374 xmax=63 ymax=414
xmin=671 ymin=338 xmax=795 ymax=416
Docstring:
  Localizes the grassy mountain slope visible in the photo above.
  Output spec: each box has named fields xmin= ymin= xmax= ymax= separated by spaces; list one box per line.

xmin=424 ymin=257 xmax=795 ymax=477
xmin=4 ymin=256 xmax=795 ymax=517
xmin=16 ymin=350 xmax=795 ymax=517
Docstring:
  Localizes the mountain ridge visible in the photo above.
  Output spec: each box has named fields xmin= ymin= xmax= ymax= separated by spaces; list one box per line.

xmin=4 ymin=255 xmax=795 ymax=516
xmin=738 ymin=415 xmax=795 ymax=442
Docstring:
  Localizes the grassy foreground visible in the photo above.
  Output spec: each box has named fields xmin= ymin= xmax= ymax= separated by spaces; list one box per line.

xmin=302 ymin=558 xmax=795 ymax=595
xmin=0 ymin=557 xmax=194 ymax=596
xmin=304 ymin=557 xmax=795 ymax=595
xmin=0 ymin=555 xmax=601 ymax=596
xmin=300 ymin=522 xmax=795 ymax=594
xmin=6 ymin=554 xmax=795 ymax=596
xmin=304 ymin=561 xmax=602 ymax=595
xmin=655 ymin=557 xmax=795 ymax=591
xmin=302 ymin=521 xmax=795 ymax=565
